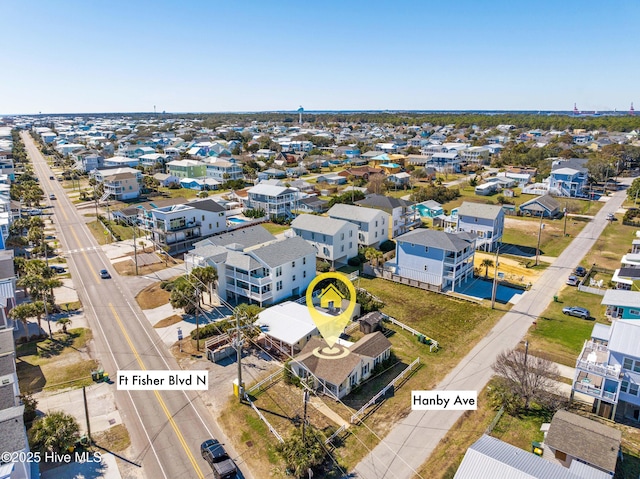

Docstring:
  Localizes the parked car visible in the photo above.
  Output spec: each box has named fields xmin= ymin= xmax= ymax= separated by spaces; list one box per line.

xmin=49 ymin=194 xmax=56 ymax=200
xmin=200 ymin=439 xmax=237 ymax=479
xmin=49 ymin=175 xmax=54 ymax=180
xmin=49 ymin=265 xmax=66 ymax=273
xmin=574 ymin=266 xmax=587 ymax=277
xmin=562 ymin=306 xmax=591 ymax=319
xmin=606 ymin=213 xmax=616 ymax=221
xmin=566 ymin=275 xmax=579 ymax=286
xmin=99 ymin=269 xmax=111 ymax=279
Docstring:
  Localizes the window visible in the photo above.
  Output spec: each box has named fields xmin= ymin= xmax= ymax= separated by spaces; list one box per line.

xmin=425 ymin=246 xmax=429 ymax=253
xmin=323 ymin=234 xmax=326 ymax=241
xmin=349 ymin=230 xmax=353 ymax=237
xmin=375 ymin=220 xmax=378 ymax=227
xmin=621 ymin=381 xmax=629 ymax=393
xmin=276 ymin=267 xmax=282 ymax=277
xmin=624 ymin=358 xmax=634 ymax=370
xmin=635 ymin=361 xmax=640 ymax=373
xmin=341 ymin=245 xmax=344 ymax=252
xmin=303 ymin=257 xmax=306 ymax=265
xmin=341 ymin=233 xmax=344 ymax=240
xmin=311 ymin=232 xmax=315 ymax=240
xmin=631 ymin=309 xmax=640 ymax=316
xmin=276 ymin=281 xmax=283 ymax=291
xmin=424 ymin=265 xmax=428 ymax=271
xmin=202 ymin=215 xmax=205 ymax=221
xmin=375 ymin=231 xmax=378 ymax=238
xmin=303 ymin=271 xmax=306 ymax=278
xmin=631 ymin=383 xmax=640 ymax=396
xmin=209 ymin=224 xmax=212 ymax=229
xmin=216 ymin=222 xmax=219 ymax=228
xmin=292 ymin=275 xmax=296 ymax=281
xmin=292 ymin=261 xmax=296 ymax=268
xmin=349 ymin=242 xmax=352 ymax=249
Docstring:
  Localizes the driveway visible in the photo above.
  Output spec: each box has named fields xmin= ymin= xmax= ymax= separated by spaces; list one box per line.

xmin=353 ymin=186 xmax=629 ymax=478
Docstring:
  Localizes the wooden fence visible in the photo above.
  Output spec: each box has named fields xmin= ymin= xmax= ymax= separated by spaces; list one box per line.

xmin=350 ymin=357 xmax=421 ymax=424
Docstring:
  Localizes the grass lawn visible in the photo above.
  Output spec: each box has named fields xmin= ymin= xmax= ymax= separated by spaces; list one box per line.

xmin=525 ymin=287 xmax=608 ymax=366
xmin=260 ymin=222 xmax=291 ymax=235
xmin=16 ymin=328 xmax=98 ymax=392
xmin=86 ymin=221 xmax=113 ymax=245
xmin=582 ymin=215 xmax=638 ymax=270
xmin=502 ymin=216 xmax=590 ymax=258
xmin=136 ymin=281 xmax=172 ymax=309
xmin=157 ymin=187 xmax=200 ymax=199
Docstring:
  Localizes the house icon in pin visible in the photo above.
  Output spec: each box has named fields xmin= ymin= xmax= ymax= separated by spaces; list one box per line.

xmin=318 ymin=284 xmax=346 ymax=310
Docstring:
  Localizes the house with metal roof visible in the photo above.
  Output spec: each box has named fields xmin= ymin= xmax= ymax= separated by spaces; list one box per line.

xmin=328 ymin=203 xmax=390 ymax=248
xmin=455 ymin=202 xmax=505 ymax=252
xmin=387 ymin=229 xmax=476 ymax=292
xmin=570 ymin=320 xmax=640 ymax=422
xmin=291 ymin=214 xmax=358 ymax=266
xmin=254 ymin=301 xmax=319 ymax=355
xmin=291 ymin=332 xmax=391 ymax=399
xmin=602 ymin=289 xmax=640 ymax=320
xmin=454 ymin=434 xmax=583 ymax=479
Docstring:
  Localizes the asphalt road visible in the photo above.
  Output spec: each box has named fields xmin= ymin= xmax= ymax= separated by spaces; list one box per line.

xmin=354 ymin=186 xmax=630 ymax=479
xmin=22 ymin=133 xmax=252 ymax=479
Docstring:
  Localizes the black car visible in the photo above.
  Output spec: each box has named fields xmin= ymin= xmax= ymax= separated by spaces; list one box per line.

xmin=99 ymin=269 xmax=111 ymax=279
xmin=201 ymin=439 xmax=237 ymax=479
xmin=574 ymin=266 xmax=587 ymax=277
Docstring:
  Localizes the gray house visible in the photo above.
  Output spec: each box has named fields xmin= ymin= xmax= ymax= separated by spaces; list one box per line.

xmin=520 ymin=195 xmax=561 ymax=218
xmin=455 ymin=202 xmax=505 ymax=252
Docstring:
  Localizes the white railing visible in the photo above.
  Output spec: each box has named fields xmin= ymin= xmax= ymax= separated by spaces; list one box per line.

xmin=204 ymin=333 xmax=230 ymax=350
xmin=350 ymin=357 xmax=421 ymax=424
xmin=325 ymin=425 xmax=347 ymax=445
xmin=381 ymin=313 xmax=439 ymax=351
xmin=575 ymin=360 xmax=620 ymax=379
xmin=246 ymin=368 xmax=284 ymax=395
xmin=245 ymin=395 xmax=283 ymax=443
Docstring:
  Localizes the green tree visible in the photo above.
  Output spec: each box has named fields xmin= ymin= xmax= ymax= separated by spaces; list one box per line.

xmin=29 ymin=411 xmax=80 ymax=453
xmin=480 ymin=258 xmax=494 ymax=279
xmin=169 ymin=276 xmax=198 ymax=314
xmin=364 ymin=247 xmax=383 ymax=267
xmin=275 ymin=425 xmax=326 ymax=478
xmin=57 ymin=317 xmax=72 ymax=334
xmin=190 ymin=266 xmax=218 ymax=304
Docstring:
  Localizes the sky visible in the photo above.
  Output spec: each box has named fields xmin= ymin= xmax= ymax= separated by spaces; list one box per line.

xmin=2 ymin=0 xmax=639 ymax=114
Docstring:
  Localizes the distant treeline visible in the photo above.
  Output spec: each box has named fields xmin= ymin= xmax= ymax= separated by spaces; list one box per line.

xmin=23 ymin=112 xmax=640 ymax=132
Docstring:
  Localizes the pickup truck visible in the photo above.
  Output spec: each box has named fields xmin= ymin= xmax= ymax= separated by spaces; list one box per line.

xmin=201 ymin=439 xmax=237 ymax=479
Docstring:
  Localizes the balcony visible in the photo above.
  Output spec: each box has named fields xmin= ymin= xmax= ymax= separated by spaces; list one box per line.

xmin=167 ymin=220 xmax=201 ymax=232
xmin=230 ymin=270 xmax=271 ymax=286
xmin=227 ymin=283 xmax=273 ymax=302
xmin=573 ymin=381 xmax=618 ymax=403
xmin=575 ymin=340 xmax=621 ymax=379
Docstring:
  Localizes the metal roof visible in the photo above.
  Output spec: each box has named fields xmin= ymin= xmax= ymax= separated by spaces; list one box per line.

xmin=601 ymin=289 xmax=640 ymax=308
xmin=292 ymin=214 xmax=355 ymax=236
xmin=255 ymin=301 xmax=318 ymax=347
xmin=328 ymin=203 xmax=387 ymax=224
xmin=457 ymin=201 xmax=504 ymax=220
xmin=608 ymin=320 xmax=640 ymax=357
xmin=454 ymin=435 xmax=582 ymax=479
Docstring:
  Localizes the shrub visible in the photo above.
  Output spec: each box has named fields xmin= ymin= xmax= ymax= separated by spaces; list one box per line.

xmin=348 ymin=257 xmax=361 ymax=267
xmin=317 ymin=261 xmax=331 ymax=273
xmin=379 ymin=240 xmax=396 ymax=253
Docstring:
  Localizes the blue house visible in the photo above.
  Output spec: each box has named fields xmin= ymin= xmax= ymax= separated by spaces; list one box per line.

xmin=548 ymin=167 xmax=588 ymax=197
xmin=388 ymin=229 xmax=476 ymax=292
xmin=571 ymin=320 xmax=640 ymax=423
xmin=602 ymin=289 xmax=640 ymax=320
xmin=456 ymin=202 xmax=504 ymax=252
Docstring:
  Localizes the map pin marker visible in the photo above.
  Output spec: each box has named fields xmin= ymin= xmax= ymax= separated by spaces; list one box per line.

xmin=306 ymin=272 xmax=357 ymax=351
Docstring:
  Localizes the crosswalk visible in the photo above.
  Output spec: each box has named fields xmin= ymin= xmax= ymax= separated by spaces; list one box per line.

xmin=64 ymin=246 xmax=100 ymax=254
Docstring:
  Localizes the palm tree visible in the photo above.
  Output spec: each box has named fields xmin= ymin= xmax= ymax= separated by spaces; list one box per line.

xmin=57 ymin=317 xmax=72 ymax=334
xmin=364 ymin=247 xmax=384 ymax=267
xmin=481 ymin=258 xmax=495 ymax=279
xmin=9 ymin=303 xmax=38 ymax=336
xmin=29 ymin=411 xmax=80 ymax=453
xmin=190 ymin=266 xmax=218 ymax=305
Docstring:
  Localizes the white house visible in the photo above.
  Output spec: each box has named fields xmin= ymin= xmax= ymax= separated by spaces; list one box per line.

xmin=148 ymin=198 xmax=227 ymax=254
xmin=254 ymin=301 xmax=319 ymax=355
xmin=185 ymin=231 xmax=315 ymax=307
xmin=327 ymin=203 xmax=389 ymax=248
xmin=103 ymin=155 xmax=140 ymax=168
xmin=244 ymin=184 xmax=298 ymax=219
xmin=291 ymin=214 xmax=358 ymax=266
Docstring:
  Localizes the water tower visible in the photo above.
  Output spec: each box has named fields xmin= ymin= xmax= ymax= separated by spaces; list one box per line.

xmin=297 ymin=106 xmax=304 ymax=125
xmin=631 ymin=102 xmax=635 ymax=116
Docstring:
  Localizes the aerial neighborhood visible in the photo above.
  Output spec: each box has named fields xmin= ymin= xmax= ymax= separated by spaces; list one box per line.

xmin=2 ymin=110 xmax=640 ymax=479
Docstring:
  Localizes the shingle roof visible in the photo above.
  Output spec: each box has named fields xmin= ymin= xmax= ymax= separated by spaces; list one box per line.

xmin=188 ymin=198 xmax=226 ymax=213
xmin=292 ymin=214 xmax=354 ymax=236
xmin=545 ymin=410 xmax=620 ymax=473
xmin=355 ymin=194 xmax=415 ymax=213
xmin=0 ymin=405 xmax=26 ymax=454
xmin=457 ymin=201 xmax=503 ymax=220
xmin=328 ymin=203 xmax=384 ymax=223
xmin=0 ymin=328 xmax=14 ymax=356
xmin=251 ymin=236 xmax=316 ymax=268
xmin=454 ymin=434 xmax=582 ymax=479
xmin=207 ymin=225 xmax=276 ymax=249
xmin=396 ymin=229 xmax=475 ymax=253
xmin=521 ymin=195 xmax=560 ymax=212
xmin=296 ymin=337 xmax=363 ymax=387
xmin=349 ymin=331 xmax=391 ymax=358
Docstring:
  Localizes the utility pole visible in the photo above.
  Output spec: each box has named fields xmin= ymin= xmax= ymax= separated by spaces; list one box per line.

xmin=491 ymin=246 xmax=500 ymax=309
xmin=563 ymin=202 xmax=568 ymax=236
xmin=131 ymin=219 xmax=138 ymax=276
xmin=302 ymin=390 xmax=309 ymax=443
xmin=83 ymin=386 xmax=92 ymax=444
xmin=235 ymin=310 xmax=245 ymax=403
xmin=535 ymin=211 xmax=543 ymax=266
xmin=195 ymin=285 xmax=200 ymax=351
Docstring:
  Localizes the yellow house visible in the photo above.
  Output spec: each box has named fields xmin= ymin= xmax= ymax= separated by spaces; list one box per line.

xmin=319 ymin=284 xmax=346 ymax=309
